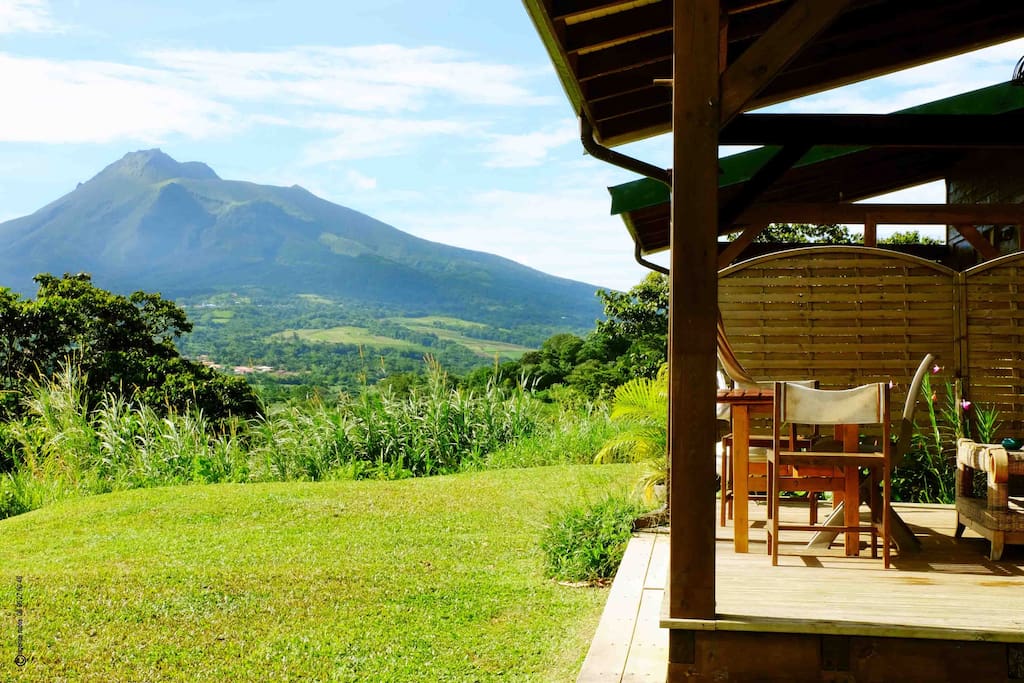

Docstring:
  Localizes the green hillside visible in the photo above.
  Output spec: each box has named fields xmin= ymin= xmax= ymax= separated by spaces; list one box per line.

xmin=0 ymin=149 xmax=603 ymax=330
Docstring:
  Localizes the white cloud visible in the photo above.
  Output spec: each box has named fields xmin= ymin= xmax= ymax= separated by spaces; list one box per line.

xmin=483 ymin=118 xmax=578 ymax=168
xmin=0 ymin=54 xmax=235 ymax=143
xmin=0 ymin=0 xmax=58 ymax=33
xmin=345 ymin=169 xmax=377 ymax=191
xmin=300 ymin=114 xmax=470 ymax=163
xmin=141 ymin=45 xmax=551 ymax=112
xmin=0 ymin=43 xmax=549 ymax=155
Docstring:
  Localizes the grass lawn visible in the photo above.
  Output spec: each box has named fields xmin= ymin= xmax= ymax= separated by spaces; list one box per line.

xmin=0 ymin=464 xmax=637 ymax=682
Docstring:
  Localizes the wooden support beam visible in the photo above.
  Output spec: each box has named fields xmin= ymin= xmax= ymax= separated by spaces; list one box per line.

xmin=864 ymin=217 xmax=877 ymax=247
xmin=719 ymin=143 xmax=811 ymax=229
xmin=955 ymin=224 xmax=1001 ymax=260
xmin=721 ymin=113 xmax=1024 ymax=147
xmin=730 ymin=202 xmax=1024 ymax=231
xmin=719 ymin=0 xmax=851 ymax=125
xmin=668 ymin=0 xmax=718 ymax=623
xmin=718 ymin=223 xmax=768 ymax=268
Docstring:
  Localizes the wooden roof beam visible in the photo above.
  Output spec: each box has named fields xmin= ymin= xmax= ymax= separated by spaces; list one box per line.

xmin=744 ymin=6 xmax=1024 ymax=110
xmin=582 ymin=58 xmax=673 ymax=102
xmin=719 ymin=0 xmax=853 ymax=125
xmin=563 ymin=2 xmax=670 ymax=54
xmin=721 ymin=113 xmax=1024 ymax=147
xmin=549 ymin=0 xmax=642 ymax=23
xmin=575 ymin=31 xmax=673 ymax=81
xmin=954 ymin=224 xmax=1001 ymax=260
xmin=719 ymin=143 xmax=813 ymax=228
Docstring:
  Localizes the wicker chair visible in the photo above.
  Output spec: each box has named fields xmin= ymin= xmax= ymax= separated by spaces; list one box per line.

xmin=955 ymin=438 xmax=1024 ymax=560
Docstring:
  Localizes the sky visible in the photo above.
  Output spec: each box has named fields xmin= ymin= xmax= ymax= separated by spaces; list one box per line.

xmin=2 ymin=1 xmax=1024 ymax=292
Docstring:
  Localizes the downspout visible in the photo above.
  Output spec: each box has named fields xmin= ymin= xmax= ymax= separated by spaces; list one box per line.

xmin=580 ymin=114 xmax=671 ymax=188
xmin=635 ymin=243 xmax=669 ymax=275
xmin=579 ymin=113 xmax=671 ymax=276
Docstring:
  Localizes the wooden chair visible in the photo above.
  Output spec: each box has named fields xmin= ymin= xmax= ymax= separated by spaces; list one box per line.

xmin=767 ymin=382 xmax=892 ymax=567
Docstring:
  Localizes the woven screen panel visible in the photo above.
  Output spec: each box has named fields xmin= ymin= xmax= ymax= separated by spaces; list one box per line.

xmin=719 ymin=247 xmax=957 ymax=427
xmin=963 ymin=253 xmax=1024 ymax=435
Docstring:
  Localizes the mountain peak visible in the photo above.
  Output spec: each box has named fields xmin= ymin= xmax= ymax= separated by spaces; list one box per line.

xmin=95 ymin=149 xmax=220 ymax=183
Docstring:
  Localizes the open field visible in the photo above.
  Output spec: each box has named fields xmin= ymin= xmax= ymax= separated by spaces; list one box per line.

xmin=274 ymin=318 xmax=534 ymax=359
xmin=391 ymin=315 xmax=490 ymax=331
xmin=271 ymin=325 xmax=423 ymax=350
xmin=395 ymin=317 xmax=533 ymax=358
xmin=0 ymin=464 xmax=637 ymax=682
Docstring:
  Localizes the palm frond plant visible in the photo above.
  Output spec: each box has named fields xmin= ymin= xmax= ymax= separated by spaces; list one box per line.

xmin=595 ymin=365 xmax=668 ymax=505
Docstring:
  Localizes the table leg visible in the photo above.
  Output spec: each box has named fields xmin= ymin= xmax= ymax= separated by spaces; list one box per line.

xmin=841 ymin=424 xmax=860 ymax=555
xmin=733 ymin=404 xmax=750 ymax=553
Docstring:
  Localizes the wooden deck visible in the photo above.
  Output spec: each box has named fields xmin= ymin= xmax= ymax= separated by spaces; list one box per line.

xmin=578 ymin=501 xmax=1024 ymax=682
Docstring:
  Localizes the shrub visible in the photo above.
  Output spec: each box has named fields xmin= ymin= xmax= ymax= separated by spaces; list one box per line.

xmin=894 ymin=372 xmax=1003 ymax=503
xmin=540 ymin=495 xmax=642 ymax=583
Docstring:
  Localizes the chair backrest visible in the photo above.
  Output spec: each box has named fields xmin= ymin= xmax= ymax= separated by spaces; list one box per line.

xmin=776 ymin=382 xmax=889 ymax=427
xmin=895 ymin=353 xmax=937 ymax=465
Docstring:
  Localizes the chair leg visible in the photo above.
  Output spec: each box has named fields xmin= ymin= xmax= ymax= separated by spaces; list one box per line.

xmin=869 ymin=468 xmax=878 ymax=559
xmin=882 ymin=468 xmax=891 ymax=569
xmin=719 ymin=437 xmax=729 ymax=527
xmin=769 ymin=460 xmax=779 ymax=565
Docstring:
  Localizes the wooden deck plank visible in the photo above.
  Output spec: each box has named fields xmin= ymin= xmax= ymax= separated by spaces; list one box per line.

xmin=661 ymin=502 xmax=1024 ymax=643
xmin=620 ymin=589 xmax=668 ymax=683
xmin=576 ymin=533 xmax=656 ymax=682
xmin=579 ymin=502 xmax=1024 ymax=682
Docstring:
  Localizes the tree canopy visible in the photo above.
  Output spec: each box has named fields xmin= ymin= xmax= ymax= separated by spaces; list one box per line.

xmin=0 ymin=274 xmax=259 ymax=421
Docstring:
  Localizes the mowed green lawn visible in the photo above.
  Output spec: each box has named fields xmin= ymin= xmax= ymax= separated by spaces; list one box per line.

xmin=0 ymin=464 xmax=636 ymax=682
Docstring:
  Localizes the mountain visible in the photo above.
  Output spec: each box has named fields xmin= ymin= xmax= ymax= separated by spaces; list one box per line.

xmin=0 ymin=150 xmax=603 ymax=327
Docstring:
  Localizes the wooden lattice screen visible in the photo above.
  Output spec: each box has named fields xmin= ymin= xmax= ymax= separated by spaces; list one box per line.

xmin=719 ymin=247 xmax=1024 ymax=436
xmin=962 ymin=252 xmax=1024 ymax=435
xmin=718 ymin=247 xmax=958 ymax=428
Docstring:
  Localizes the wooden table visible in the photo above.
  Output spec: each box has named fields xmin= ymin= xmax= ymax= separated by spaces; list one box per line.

xmin=717 ymin=388 xmax=774 ymax=553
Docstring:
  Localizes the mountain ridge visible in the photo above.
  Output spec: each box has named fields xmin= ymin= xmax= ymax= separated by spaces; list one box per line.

xmin=0 ymin=150 xmax=603 ymax=328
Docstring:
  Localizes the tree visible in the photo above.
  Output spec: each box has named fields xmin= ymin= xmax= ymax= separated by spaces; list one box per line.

xmin=0 ymin=273 xmax=259 ymax=422
xmin=879 ymin=230 xmax=942 ymax=245
xmin=593 ymin=272 xmax=669 ymax=380
xmin=754 ymin=223 xmax=857 ymax=244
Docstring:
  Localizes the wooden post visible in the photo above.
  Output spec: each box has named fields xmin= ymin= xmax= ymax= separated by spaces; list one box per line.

xmin=668 ymin=0 xmax=719 ymax=622
xmin=864 ymin=216 xmax=877 ymax=247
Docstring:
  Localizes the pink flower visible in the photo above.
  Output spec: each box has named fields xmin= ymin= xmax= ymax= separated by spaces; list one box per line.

xmin=931 ymin=364 xmax=941 ymax=375
xmin=961 ymin=399 xmax=972 ymax=411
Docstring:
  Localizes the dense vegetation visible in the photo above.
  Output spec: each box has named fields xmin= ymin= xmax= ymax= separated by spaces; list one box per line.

xmin=0 ymin=274 xmax=258 ymax=424
xmin=175 ymin=292 xmax=566 ymax=398
xmin=0 ymin=358 xmax=622 ymax=519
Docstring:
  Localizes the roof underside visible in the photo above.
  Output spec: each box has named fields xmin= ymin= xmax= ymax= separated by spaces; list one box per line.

xmin=609 ymin=82 xmax=1024 ymax=253
xmin=523 ymin=0 xmax=1024 ymax=147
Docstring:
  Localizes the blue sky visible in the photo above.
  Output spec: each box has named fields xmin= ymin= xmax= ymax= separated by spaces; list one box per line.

xmin=2 ymin=1 xmax=1024 ymax=291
